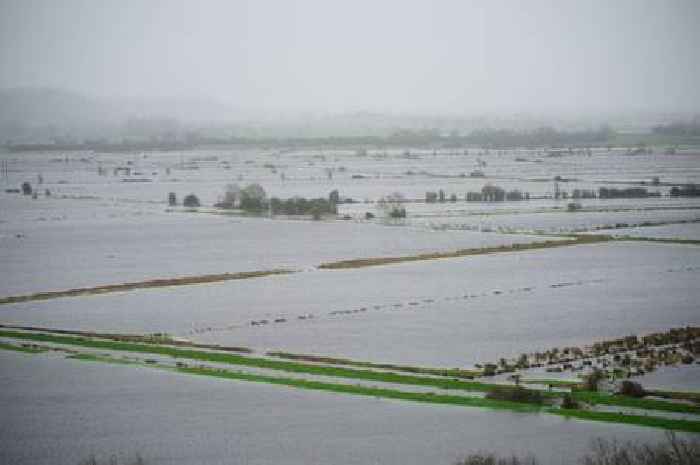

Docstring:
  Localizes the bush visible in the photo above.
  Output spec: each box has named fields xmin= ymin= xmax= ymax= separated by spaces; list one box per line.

xmin=485 ymin=386 xmax=543 ymax=405
xmin=269 ymin=196 xmax=337 ymax=217
xmin=455 ymin=453 xmax=539 ymax=465
xmin=482 ymin=364 xmax=497 ymax=376
xmin=561 ymin=394 xmax=579 ymax=409
xmin=582 ymin=369 xmax=605 ymax=392
xmin=617 ymin=380 xmax=645 ymax=398
xmin=183 ymin=194 xmax=200 ymax=208
xmin=239 ymin=183 xmax=267 ymax=212
xmin=21 ymin=181 xmax=32 ymax=195
xmin=581 ymin=433 xmax=700 ymax=465
xmin=455 ymin=433 xmax=700 ymax=465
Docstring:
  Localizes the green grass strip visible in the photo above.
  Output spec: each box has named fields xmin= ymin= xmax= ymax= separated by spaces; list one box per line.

xmin=549 ymin=408 xmax=700 ymax=433
xmin=175 ymin=366 xmax=541 ymax=412
xmin=267 ymin=351 xmax=481 ymax=378
xmin=521 ymin=378 xmax=581 ymax=388
xmin=646 ymin=389 xmax=700 ymax=404
xmin=573 ymin=391 xmax=700 ymax=415
xmin=0 ymin=341 xmax=46 ymax=354
xmin=67 ymin=353 xmax=139 ymax=365
xmin=4 ymin=329 xmax=698 ymax=421
xmin=174 ymin=366 xmax=700 ymax=432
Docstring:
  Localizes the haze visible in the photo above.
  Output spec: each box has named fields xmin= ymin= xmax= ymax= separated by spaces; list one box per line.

xmin=1 ymin=0 xmax=699 ymax=116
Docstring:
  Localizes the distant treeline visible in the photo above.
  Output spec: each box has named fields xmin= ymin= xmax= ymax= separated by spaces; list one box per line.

xmin=5 ymin=126 xmax=616 ymax=151
xmin=6 ymin=141 xmax=195 ymax=152
xmin=652 ymin=121 xmax=700 ymax=137
xmin=466 ymin=126 xmax=614 ymax=147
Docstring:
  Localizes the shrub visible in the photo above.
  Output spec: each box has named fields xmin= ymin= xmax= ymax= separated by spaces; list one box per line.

xmin=21 ymin=181 xmax=32 ymax=195
xmin=561 ymin=394 xmax=579 ymax=409
xmin=617 ymin=380 xmax=645 ymax=398
xmin=482 ymin=364 xmax=497 ymax=376
xmin=581 ymin=433 xmax=700 ymax=465
xmin=183 ymin=194 xmax=200 ymax=208
xmin=239 ymin=183 xmax=267 ymax=212
xmin=582 ymin=369 xmax=605 ymax=392
xmin=485 ymin=386 xmax=543 ymax=405
xmin=455 ymin=453 xmax=539 ymax=465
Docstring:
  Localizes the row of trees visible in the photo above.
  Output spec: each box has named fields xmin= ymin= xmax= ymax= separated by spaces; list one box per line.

xmin=670 ymin=184 xmax=700 ymax=197
xmin=598 ymin=187 xmax=658 ymax=199
xmin=214 ymin=183 xmax=340 ymax=219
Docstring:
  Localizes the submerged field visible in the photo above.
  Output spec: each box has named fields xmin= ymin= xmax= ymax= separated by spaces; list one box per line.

xmin=1 ymin=146 xmax=699 ymax=463
xmin=2 ymin=350 xmax=680 ymax=465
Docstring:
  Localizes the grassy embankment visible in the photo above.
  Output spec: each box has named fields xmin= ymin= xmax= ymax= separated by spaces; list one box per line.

xmin=614 ymin=236 xmax=700 ymax=245
xmin=1 ymin=329 xmax=699 ymax=427
xmin=318 ymin=235 xmax=612 ymax=270
xmin=0 ymin=341 xmax=46 ymax=354
xmin=0 ymin=269 xmax=293 ymax=305
xmin=266 ymin=351 xmax=481 ymax=379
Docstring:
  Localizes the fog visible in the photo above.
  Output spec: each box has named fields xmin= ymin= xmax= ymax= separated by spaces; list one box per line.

xmin=1 ymin=0 xmax=699 ymax=117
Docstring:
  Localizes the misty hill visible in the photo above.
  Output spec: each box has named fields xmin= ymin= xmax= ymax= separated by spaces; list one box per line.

xmin=0 ymin=87 xmax=236 ymax=127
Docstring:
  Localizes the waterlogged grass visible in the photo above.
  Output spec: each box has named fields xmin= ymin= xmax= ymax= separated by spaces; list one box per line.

xmin=267 ymin=351 xmax=481 ymax=378
xmin=521 ymin=378 xmax=582 ymax=388
xmin=0 ymin=341 xmax=46 ymax=354
xmin=614 ymin=236 xmax=700 ymax=245
xmin=0 ymin=269 xmax=294 ymax=305
xmin=0 ymin=330 xmax=502 ymax=392
xmin=646 ymin=389 xmax=700 ymax=404
xmin=0 ymin=324 xmax=252 ymax=353
xmin=5 ymin=331 xmax=700 ymax=432
xmin=550 ymin=408 xmax=700 ymax=433
xmin=174 ymin=365 xmax=544 ymax=413
xmin=317 ymin=235 xmax=612 ymax=270
xmin=573 ymin=390 xmax=700 ymax=415
xmin=67 ymin=353 xmax=139 ymax=365
xmin=175 ymin=366 xmax=700 ymax=432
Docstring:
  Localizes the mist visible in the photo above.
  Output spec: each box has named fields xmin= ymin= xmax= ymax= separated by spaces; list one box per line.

xmin=1 ymin=0 xmax=699 ymax=118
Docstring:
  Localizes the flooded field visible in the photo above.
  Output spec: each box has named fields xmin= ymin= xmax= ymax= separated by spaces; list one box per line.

xmin=3 ymin=241 xmax=698 ymax=368
xmin=0 ymin=350 xmax=674 ymax=465
xmin=2 ymin=147 xmax=699 ymax=463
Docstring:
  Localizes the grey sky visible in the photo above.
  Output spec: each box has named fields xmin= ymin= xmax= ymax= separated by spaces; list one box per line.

xmin=1 ymin=0 xmax=699 ymax=115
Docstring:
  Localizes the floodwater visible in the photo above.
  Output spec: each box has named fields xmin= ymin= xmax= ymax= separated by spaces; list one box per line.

xmin=2 ymin=242 xmax=698 ymax=368
xmin=0 ymin=350 xmax=673 ymax=465
xmin=1 ymin=147 xmax=699 ymax=462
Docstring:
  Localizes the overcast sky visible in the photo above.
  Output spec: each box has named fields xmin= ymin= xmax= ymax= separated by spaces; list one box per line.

xmin=1 ymin=0 xmax=699 ymax=116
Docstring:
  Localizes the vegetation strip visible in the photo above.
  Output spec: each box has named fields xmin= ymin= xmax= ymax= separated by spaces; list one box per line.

xmin=174 ymin=366 xmax=541 ymax=412
xmin=1 ymin=329 xmax=698 ymax=417
xmin=266 ymin=351 xmax=480 ymax=379
xmin=549 ymin=408 xmax=700 ymax=432
xmin=0 ymin=329 xmax=505 ymax=392
xmin=0 ymin=341 xmax=46 ymax=354
xmin=572 ymin=391 xmax=700 ymax=415
xmin=0 ymin=269 xmax=293 ymax=305
xmin=317 ymin=235 xmax=611 ymax=270
xmin=613 ymin=236 xmax=700 ymax=245
xmin=0 ymin=324 xmax=252 ymax=353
